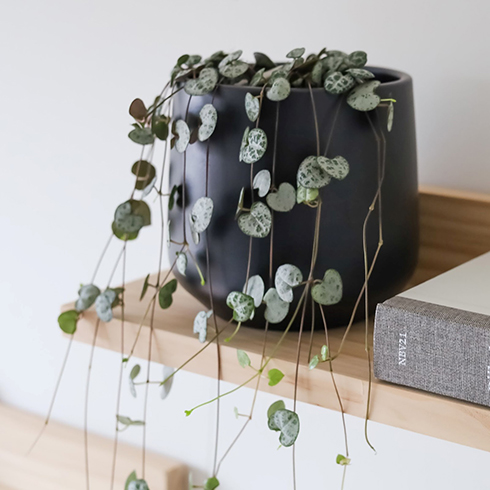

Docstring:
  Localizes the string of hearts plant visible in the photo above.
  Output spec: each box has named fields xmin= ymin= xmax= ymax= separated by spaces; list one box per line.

xmin=44 ymin=47 xmax=395 ymax=490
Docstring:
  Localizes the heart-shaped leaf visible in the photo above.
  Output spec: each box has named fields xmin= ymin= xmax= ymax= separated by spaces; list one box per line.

xmin=336 ymin=454 xmax=351 ymax=466
xmin=244 ymin=274 xmax=265 ymax=307
xmin=237 ymin=349 xmax=251 ymax=368
xmin=250 ymin=68 xmax=266 ymax=86
xmin=241 ymin=128 xmax=268 ymax=164
xmin=323 ymin=51 xmax=347 ymax=72
xmin=152 ymin=118 xmax=169 ymax=141
xmin=253 ymin=52 xmax=275 ymax=70
xmin=204 ymin=477 xmax=220 ymax=490
xmin=95 ymin=289 xmax=117 ymax=322
xmin=238 ymin=202 xmax=271 ymax=238
xmin=112 ymin=200 xmax=151 ymax=240
xmin=275 ymin=264 xmax=303 ymax=303
xmin=226 ymin=291 xmax=255 ymax=322
xmin=125 ymin=471 xmax=137 ymax=490
xmin=263 ymin=288 xmax=289 ymax=324
xmin=129 ymin=98 xmax=147 ymax=121
xmin=128 ymin=127 xmax=154 ymax=145
xmin=75 ymin=284 xmax=101 ymax=312
xmin=218 ymin=50 xmax=243 ymax=68
xmin=198 ymin=104 xmax=218 ymax=141
xmin=176 ymin=252 xmax=187 ymax=276
xmin=190 ymin=197 xmax=213 ymax=233
xmin=253 ymin=169 xmax=271 ymax=197
xmin=268 ymin=409 xmax=300 ymax=447
xmin=129 ymin=364 xmax=140 ymax=398
xmin=268 ymin=368 xmax=284 ymax=386
xmin=267 ymin=77 xmax=291 ymax=102
xmin=286 ymin=47 xmax=305 ymax=59
xmin=184 ymin=67 xmax=218 ymax=96
xmin=58 ymin=310 xmax=79 ymax=334
xmin=131 ymin=160 xmax=156 ymax=190
xmin=347 ymin=80 xmax=381 ymax=112
xmin=297 ymin=156 xmax=331 ymax=189
xmin=219 ymin=60 xmax=249 ymax=79
xmin=193 ymin=310 xmax=213 ymax=343
xmin=159 ymin=279 xmax=177 ymax=309
xmin=317 ymin=155 xmax=349 ymax=180
xmin=267 ymin=400 xmax=286 ymax=420
xmin=168 ymin=184 xmax=181 ymax=211
xmin=345 ymin=68 xmax=374 ymax=81
xmin=235 ymin=187 xmax=245 ymax=219
xmin=161 ymin=365 xmax=174 ymax=399
xmin=324 ymin=72 xmax=355 ymax=95
xmin=245 ymin=93 xmax=260 ymax=122
xmin=321 ymin=344 xmax=329 ymax=361
xmin=346 ymin=50 xmax=367 ymax=68
xmin=239 ymin=127 xmax=250 ymax=162
xmin=387 ymin=101 xmax=394 ymax=132
xmin=127 ymin=478 xmax=149 ymax=490
xmin=173 ymin=120 xmax=190 ymax=153
xmin=296 ymin=186 xmax=319 ymax=204
xmin=266 ymin=182 xmax=296 ymax=212
xmin=311 ymin=269 xmax=343 ymax=305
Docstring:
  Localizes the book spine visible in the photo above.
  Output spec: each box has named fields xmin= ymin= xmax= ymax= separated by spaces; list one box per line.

xmin=373 ymin=296 xmax=490 ymax=407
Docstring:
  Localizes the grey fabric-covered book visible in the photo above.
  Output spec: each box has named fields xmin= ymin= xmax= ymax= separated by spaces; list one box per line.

xmin=374 ymin=252 xmax=490 ymax=407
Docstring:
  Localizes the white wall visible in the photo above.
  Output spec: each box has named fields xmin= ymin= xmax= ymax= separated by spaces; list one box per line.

xmin=1 ymin=0 xmax=490 ymax=488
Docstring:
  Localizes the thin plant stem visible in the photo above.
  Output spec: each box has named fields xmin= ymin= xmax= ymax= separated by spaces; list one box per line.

xmin=90 ymin=234 xmax=113 ymax=284
xmin=307 ymin=82 xmax=320 ymax=156
xmin=323 ymin=96 xmax=344 ymax=157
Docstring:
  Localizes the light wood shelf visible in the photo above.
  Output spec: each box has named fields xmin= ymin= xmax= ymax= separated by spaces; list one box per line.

xmin=66 ymin=186 xmax=490 ymax=453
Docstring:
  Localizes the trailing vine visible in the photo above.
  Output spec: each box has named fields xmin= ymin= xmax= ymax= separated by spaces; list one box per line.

xmin=46 ymin=47 xmax=396 ymax=490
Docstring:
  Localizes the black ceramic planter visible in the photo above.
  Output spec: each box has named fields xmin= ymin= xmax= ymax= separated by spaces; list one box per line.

xmin=168 ymin=66 xmax=418 ymax=328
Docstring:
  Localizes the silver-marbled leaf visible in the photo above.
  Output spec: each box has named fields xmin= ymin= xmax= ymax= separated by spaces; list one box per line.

xmin=184 ymin=67 xmax=218 ymax=96
xmin=323 ymin=51 xmax=347 ymax=72
xmin=272 ymin=409 xmax=300 ymax=447
xmin=219 ymin=60 xmax=249 ymax=79
xmin=128 ymin=127 xmax=154 ymax=146
xmin=267 ymin=77 xmax=291 ymax=102
xmin=198 ymin=104 xmax=218 ymax=141
xmin=275 ymin=264 xmax=303 ymax=303
xmin=176 ymin=252 xmax=187 ymax=276
xmin=311 ymin=269 xmax=343 ymax=305
xmin=76 ymin=284 xmax=101 ymax=312
xmin=347 ymin=80 xmax=381 ymax=112
xmin=296 ymin=186 xmax=319 ymax=204
xmin=346 ymin=50 xmax=367 ymax=68
xmin=266 ymin=182 xmax=296 ymax=212
xmin=95 ymin=290 xmax=117 ymax=323
xmin=387 ymin=101 xmax=394 ymax=132
xmin=190 ymin=197 xmax=213 ymax=233
xmin=297 ymin=156 xmax=331 ymax=189
xmin=193 ymin=310 xmax=213 ymax=343
xmin=237 ymin=202 xmax=271 ymax=238
xmin=253 ymin=169 xmax=271 ymax=197
xmin=226 ymin=292 xmax=255 ymax=322
xmin=250 ymin=68 xmax=265 ymax=86
xmin=324 ymin=72 xmax=355 ymax=95
xmin=241 ymin=128 xmax=267 ymax=164
xmin=174 ymin=120 xmax=190 ymax=153
xmin=317 ymin=156 xmax=350 ymax=180
xmin=345 ymin=68 xmax=375 ymax=81
xmin=245 ymin=93 xmax=260 ymax=122
xmin=263 ymin=288 xmax=289 ymax=324
xmin=286 ymin=47 xmax=305 ymax=59
xmin=244 ymin=275 xmax=265 ymax=308
xmin=218 ymin=50 xmax=243 ymax=68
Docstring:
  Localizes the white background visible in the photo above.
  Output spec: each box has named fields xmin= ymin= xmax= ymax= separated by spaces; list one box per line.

xmin=1 ymin=0 xmax=490 ymax=488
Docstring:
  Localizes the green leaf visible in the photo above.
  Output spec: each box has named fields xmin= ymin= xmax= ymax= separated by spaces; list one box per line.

xmin=125 ymin=471 xmax=138 ymax=490
xmin=173 ymin=120 xmax=190 ymax=153
xmin=159 ymin=279 xmax=178 ymax=309
xmin=286 ymin=47 xmax=305 ymax=59
xmin=234 ymin=406 xmax=239 ymax=419
xmin=185 ymin=67 xmax=218 ymax=96
xmin=317 ymin=155 xmax=349 ymax=180
xmin=311 ymin=269 xmax=343 ymax=305
xmin=268 ymin=368 xmax=284 ymax=386
xmin=309 ymin=355 xmax=319 ymax=370
xmin=268 ymin=409 xmax=300 ymax=447
xmin=152 ymin=118 xmax=169 ymax=140
xmin=324 ymin=72 xmax=355 ymax=95
xmin=244 ymin=274 xmax=265 ymax=308
xmin=296 ymin=186 xmax=319 ymax=204
xmin=267 ymin=400 xmax=286 ymax=420
xmin=239 ymin=127 xmax=250 ymax=162
xmin=387 ymin=101 xmax=394 ymax=132
xmin=75 ymin=284 xmax=100 ymax=312
xmin=168 ymin=184 xmax=181 ymax=211
xmin=347 ymin=80 xmax=381 ymax=112
xmin=193 ymin=310 xmax=213 ymax=343
xmin=321 ymin=344 xmax=329 ymax=361
xmin=297 ymin=156 xmax=332 ymax=189
xmin=204 ymin=477 xmax=220 ymax=490
xmin=161 ymin=365 xmax=174 ymax=400
xmin=275 ymin=264 xmax=303 ymax=303
xmin=253 ymin=52 xmax=276 ymax=70
xmin=128 ymin=127 xmax=154 ymax=145
xmin=235 ymin=187 xmax=245 ymax=219
xmin=129 ymin=99 xmax=147 ymax=121
xmin=237 ymin=349 xmax=251 ymax=368
xmin=95 ymin=290 xmax=117 ymax=322
xmin=198 ymin=104 xmax=218 ymax=141
xmin=130 ymin=364 xmax=141 ymax=380
xmin=226 ymin=291 xmax=255 ymax=322
xmin=253 ymin=169 xmax=271 ymax=198
xmin=58 ymin=310 xmax=79 ymax=334
xmin=323 ymin=51 xmax=347 ymax=72
xmin=219 ymin=60 xmax=249 ymax=79
xmin=311 ymin=60 xmax=324 ymax=86
xmin=250 ymin=68 xmax=266 ymax=86
xmin=245 ymin=93 xmax=260 ymax=122
xmin=218 ymin=50 xmax=243 ymax=68
xmin=140 ymin=274 xmax=150 ymax=301
xmin=190 ymin=196 xmax=214 ymax=233
xmin=112 ymin=200 xmax=151 ymax=241
xmin=116 ymin=415 xmax=145 ymax=427
xmin=266 ymin=182 xmax=296 ymax=212
xmin=346 ymin=50 xmax=367 ymax=68
xmin=263 ymin=288 xmax=289 ymax=324
xmin=127 ymin=479 xmax=149 ymax=490
xmin=177 ymin=54 xmax=189 ymax=67
xmin=176 ymin=252 xmax=187 ymax=276
xmin=131 ymin=160 xmax=156 ymax=190
xmin=336 ymin=454 xmax=351 ymax=465
xmin=237 ymin=202 xmax=272 ymax=238
xmin=267 ymin=77 xmax=291 ymax=102
xmin=241 ymin=128 xmax=268 ymax=164
xmin=345 ymin=68 xmax=375 ymax=81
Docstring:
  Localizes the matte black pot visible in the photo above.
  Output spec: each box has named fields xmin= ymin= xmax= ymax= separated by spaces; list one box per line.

xmin=168 ymin=66 xmax=418 ymax=329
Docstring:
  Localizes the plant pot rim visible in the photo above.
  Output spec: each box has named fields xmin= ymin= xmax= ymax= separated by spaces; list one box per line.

xmin=215 ymin=65 xmax=411 ymax=93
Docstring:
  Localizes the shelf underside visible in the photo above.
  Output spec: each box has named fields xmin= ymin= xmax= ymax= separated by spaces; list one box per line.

xmin=67 ymin=186 xmax=490 ymax=452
